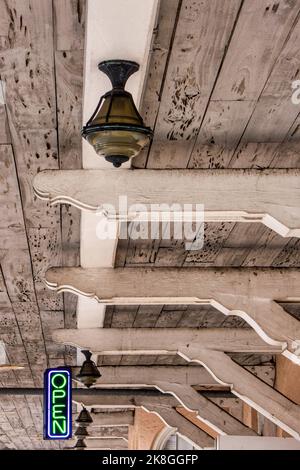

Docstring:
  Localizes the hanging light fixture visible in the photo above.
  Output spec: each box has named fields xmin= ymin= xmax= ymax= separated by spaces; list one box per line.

xmin=76 ymin=407 xmax=93 ymax=427
xmin=76 ymin=350 xmax=101 ymax=388
xmin=82 ymin=59 xmax=153 ymax=167
xmin=75 ymin=426 xmax=89 ymax=438
xmin=74 ymin=438 xmax=87 ymax=450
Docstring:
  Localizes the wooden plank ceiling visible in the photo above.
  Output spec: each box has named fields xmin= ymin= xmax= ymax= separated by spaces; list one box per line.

xmin=0 ymin=0 xmax=84 ymax=449
xmin=0 ymin=0 xmax=300 ymax=449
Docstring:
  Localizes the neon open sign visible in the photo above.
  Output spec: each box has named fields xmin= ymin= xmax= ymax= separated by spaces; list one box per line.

xmin=44 ymin=368 xmax=72 ymax=439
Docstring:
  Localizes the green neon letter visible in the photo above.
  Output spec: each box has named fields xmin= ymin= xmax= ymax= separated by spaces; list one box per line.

xmin=53 ymin=419 xmax=66 ymax=434
xmin=53 ymin=404 xmax=65 ymax=419
xmin=53 ymin=389 xmax=66 ymax=403
xmin=51 ymin=373 xmax=67 ymax=389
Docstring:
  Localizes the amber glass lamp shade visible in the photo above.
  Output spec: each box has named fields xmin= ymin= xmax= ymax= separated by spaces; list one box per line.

xmin=82 ymin=60 xmax=153 ymax=167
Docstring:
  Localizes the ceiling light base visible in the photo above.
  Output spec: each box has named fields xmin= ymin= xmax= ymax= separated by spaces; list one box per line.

xmin=98 ymin=60 xmax=139 ymax=89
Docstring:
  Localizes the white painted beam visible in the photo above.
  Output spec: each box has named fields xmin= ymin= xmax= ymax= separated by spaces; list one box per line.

xmin=65 ymin=331 xmax=300 ymax=440
xmin=72 ymin=365 xmax=223 ymax=388
xmin=73 ymin=393 xmax=178 ymax=410
xmin=46 ymin=267 xmax=300 ymax=363
xmin=53 ymin=327 xmax=282 ymax=354
xmin=77 ymin=0 xmax=159 ymax=332
xmin=72 ymin=366 xmax=256 ymax=436
xmin=153 ymin=382 xmax=256 ymax=437
xmin=72 ymin=365 xmax=274 ymax=388
xmin=34 ymin=169 xmax=300 ymax=238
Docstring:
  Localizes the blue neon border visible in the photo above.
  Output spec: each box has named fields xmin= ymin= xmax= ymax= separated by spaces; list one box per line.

xmin=44 ymin=367 xmax=72 ymax=440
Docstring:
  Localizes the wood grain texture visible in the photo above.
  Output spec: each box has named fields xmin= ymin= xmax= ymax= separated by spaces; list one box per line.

xmin=133 ymin=0 xmax=180 ymax=168
xmin=53 ymin=0 xmax=85 ymax=51
xmin=146 ymin=0 xmax=241 ymax=168
xmin=188 ymin=349 xmax=300 ymax=440
xmin=212 ymin=0 xmax=300 ymax=101
xmin=0 ymin=0 xmax=85 ymax=448
xmin=54 ymin=9 xmax=85 ymax=355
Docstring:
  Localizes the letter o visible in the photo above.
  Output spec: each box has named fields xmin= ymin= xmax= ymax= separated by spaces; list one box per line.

xmin=51 ymin=373 xmax=67 ymax=389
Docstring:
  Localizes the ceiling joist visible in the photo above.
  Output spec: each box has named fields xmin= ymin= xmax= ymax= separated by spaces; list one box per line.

xmin=34 ymin=168 xmax=300 ymax=238
xmin=46 ymin=267 xmax=300 ymax=363
xmin=58 ymin=328 xmax=300 ymax=440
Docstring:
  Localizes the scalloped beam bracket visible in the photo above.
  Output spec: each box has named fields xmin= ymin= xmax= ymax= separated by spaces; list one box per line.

xmin=46 ymin=266 xmax=300 ymax=365
xmin=33 ymin=169 xmax=300 ymax=238
xmin=54 ymin=327 xmax=300 ymax=440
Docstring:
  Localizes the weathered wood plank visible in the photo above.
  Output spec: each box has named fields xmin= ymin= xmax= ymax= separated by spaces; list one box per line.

xmin=5 ymin=129 xmax=59 ymax=229
xmin=242 ymin=228 xmax=289 ymax=267
xmin=212 ymin=0 xmax=300 ymax=101
xmin=189 ymin=101 xmax=254 ymax=168
xmin=54 ymin=10 xmax=84 ymax=356
xmin=125 ymin=222 xmax=160 ymax=266
xmin=227 ymin=11 xmax=300 ymax=168
xmin=213 ymin=223 xmax=267 ymax=267
xmin=270 ymin=117 xmax=300 ymax=167
xmin=236 ymin=16 xmax=300 ymax=143
xmin=28 ymin=227 xmax=63 ymax=310
xmin=184 ymin=222 xmax=234 ymax=266
xmin=229 ymin=142 xmax=280 ymax=169
xmin=146 ymin=0 xmax=241 ymax=168
xmin=55 ymin=49 xmax=82 ymax=293
xmin=0 ymin=104 xmax=10 ymax=144
xmin=0 ymin=0 xmax=56 ymax=130
xmin=0 ymin=145 xmax=49 ymax=387
xmin=272 ymin=239 xmax=300 ymax=267
xmin=133 ymin=0 xmax=180 ymax=168
xmin=132 ymin=305 xmax=163 ymax=327
xmin=0 ymin=145 xmax=35 ymax=302
xmin=55 ymin=50 xmax=83 ymax=171
xmin=110 ymin=306 xmax=139 ymax=328
xmin=40 ymin=310 xmax=65 ymax=360
xmin=53 ymin=0 xmax=85 ymax=51
xmin=155 ymin=305 xmax=185 ymax=328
